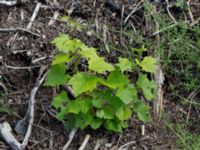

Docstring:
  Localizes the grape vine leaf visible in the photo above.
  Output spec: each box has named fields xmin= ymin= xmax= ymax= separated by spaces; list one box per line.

xmin=66 ymin=99 xmax=92 ymax=114
xmin=68 ymin=72 xmax=98 ymax=97
xmin=137 ymin=56 xmax=156 ymax=73
xmin=51 ymin=91 xmax=69 ymax=109
xmin=75 ymin=113 xmax=93 ymax=129
xmin=105 ymin=70 xmax=129 ymax=89
xmin=107 ymin=95 xmax=124 ymax=110
xmin=51 ymin=34 xmax=68 ymax=52
xmin=79 ymin=47 xmax=114 ymax=73
xmin=134 ymin=102 xmax=150 ymax=122
xmin=92 ymin=98 xmax=104 ymax=108
xmin=131 ymin=46 xmax=147 ymax=55
xmin=64 ymin=114 xmax=76 ymax=129
xmin=96 ymin=107 xmax=115 ymax=119
xmin=52 ymin=53 xmax=73 ymax=65
xmin=51 ymin=34 xmax=82 ymax=53
xmin=56 ymin=106 xmax=68 ymax=120
xmin=116 ymin=84 xmax=137 ymax=104
xmin=90 ymin=118 xmax=102 ymax=129
xmin=116 ymin=107 xmax=132 ymax=121
xmin=96 ymin=110 xmax=104 ymax=118
xmin=78 ymin=46 xmax=98 ymax=59
xmin=92 ymin=90 xmax=124 ymax=110
xmin=116 ymin=57 xmax=133 ymax=72
xmin=88 ymin=57 xmax=114 ymax=74
xmin=104 ymin=120 xmax=122 ymax=132
xmin=136 ymin=74 xmax=157 ymax=100
xmin=44 ymin=63 xmax=68 ymax=86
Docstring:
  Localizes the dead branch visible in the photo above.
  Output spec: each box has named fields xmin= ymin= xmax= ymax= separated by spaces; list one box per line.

xmin=14 ymin=67 xmax=48 ymax=149
xmin=78 ymin=134 xmax=91 ymax=150
xmin=118 ymin=141 xmax=136 ymax=150
xmin=0 ymin=57 xmax=40 ymax=70
xmin=124 ymin=1 xmax=142 ymax=24
xmin=0 ymin=67 xmax=47 ymax=150
xmin=187 ymin=0 xmax=195 ymax=24
xmin=153 ymin=6 xmax=165 ymax=120
xmin=185 ymin=91 xmax=198 ymax=127
xmin=154 ymin=64 xmax=164 ymax=120
xmin=0 ymin=0 xmax=26 ymax=6
xmin=190 ymin=17 xmax=200 ymax=27
xmin=165 ymin=0 xmax=177 ymax=23
xmin=26 ymin=2 xmax=42 ymax=30
xmin=0 ymin=28 xmax=40 ymax=37
xmin=22 ymin=68 xmax=47 ymax=148
xmin=141 ymin=125 xmax=145 ymax=136
xmin=62 ymin=128 xmax=77 ymax=150
xmin=94 ymin=140 xmax=101 ymax=150
xmin=0 ymin=122 xmax=22 ymax=150
xmin=48 ymin=11 xmax=59 ymax=26
xmin=0 ymin=0 xmax=17 ymax=6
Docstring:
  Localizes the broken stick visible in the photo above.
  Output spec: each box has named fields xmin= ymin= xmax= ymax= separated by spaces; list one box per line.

xmin=0 ymin=0 xmax=26 ymax=6
xmin=0 ymin=122 xmax=22 ymax=150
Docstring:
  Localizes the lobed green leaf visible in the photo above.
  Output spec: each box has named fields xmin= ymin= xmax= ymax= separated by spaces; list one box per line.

xmin=116 ymin=57 xmax=134 ymax=72
xmin=52 ymin=53 xmax=73 ymax=65
xmin=136 ymin=74 xmax=157 ymax=100
xmin=116 ymin=84 xmax=137 ymax=104
xmin=68 ymin=72 xmax=98 ymax=97
xmin=51 ymin=91 xmax=69 ymax=109
xmin=116 ymin=107 xmax=132 ymax=121
xmin=138 ymin=56 xmax=157 ymax=73
xmin=134 ymin=102 xmax=150 ymax=122
xmin=52 ymin=34 xmax=82 ymax=53
xmin=44 ymin=63 xmax=68 ymax=86
xmin=66 ymin=99 xmax=92 ymax=114
xmin=105 ymin=70 xmax=130 ymax=89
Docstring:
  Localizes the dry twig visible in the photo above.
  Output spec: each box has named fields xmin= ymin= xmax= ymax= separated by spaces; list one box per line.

xmin=0 ymin=0 xmax=27 ymax=6
xmin=26 ymin=3 xmax=42 ymax=30
xmin=185 ymin=91 xmax=198 ymax=127
xmin=153 ymin=6 xmax=165 ymax=120
xmin=0 ymin=67 xmax=47 ymax=150
xmin=0 ymin=122 xmax=22 ymax=150
xmin=154 ymin=64 xmax=164 ymax=120
xmin=0 ymin=0 xmax=17 ymax=6
xmin=0 ymin=28 xmax=40 ymax=37
xmin=141 ymin=125 xmax=145 ymax=136
xmin=118 ymin=141 xmax=136 ymax=150
xmin=165 ymin=0 xmax=177 ymax=23
xmin=21 ymin=68 xmax=47 ymax=148
xmin=94 ymin=140 xmax=101 ymax=150
xmin=78 ymin=134 xmax=91 ymax=150
xmin=62 ymin=128 xmax=77 ymax=150
xmin=187 ymin=0 xmax=195 ymax=24
xmin=13 ymin=67 xmax=48 ymax=149
xmin=48 ymin=11 xmax=59 ymax=26
xmin=124 ymin=1 xmax=142 ymax=24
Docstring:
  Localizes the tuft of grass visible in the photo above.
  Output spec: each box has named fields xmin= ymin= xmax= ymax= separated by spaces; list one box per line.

xmin=0 ymin=105 xmax=12 ymax=115
xmin=143 ymin=1 xmax=200 ymax=94
xmin=175 ymin=124 xmax=200 ymax=150
xmin=164 ymin=117 xmax=200 ymax=150
xmin=0 ymin=92 xmax=13 ymax=115
xmin=143 ymin=2 xmax=200 ymax=149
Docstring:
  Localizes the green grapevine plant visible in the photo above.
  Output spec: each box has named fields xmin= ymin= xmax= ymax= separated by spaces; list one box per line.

xmin=45 ymin=34 xmax=157 ymax=132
